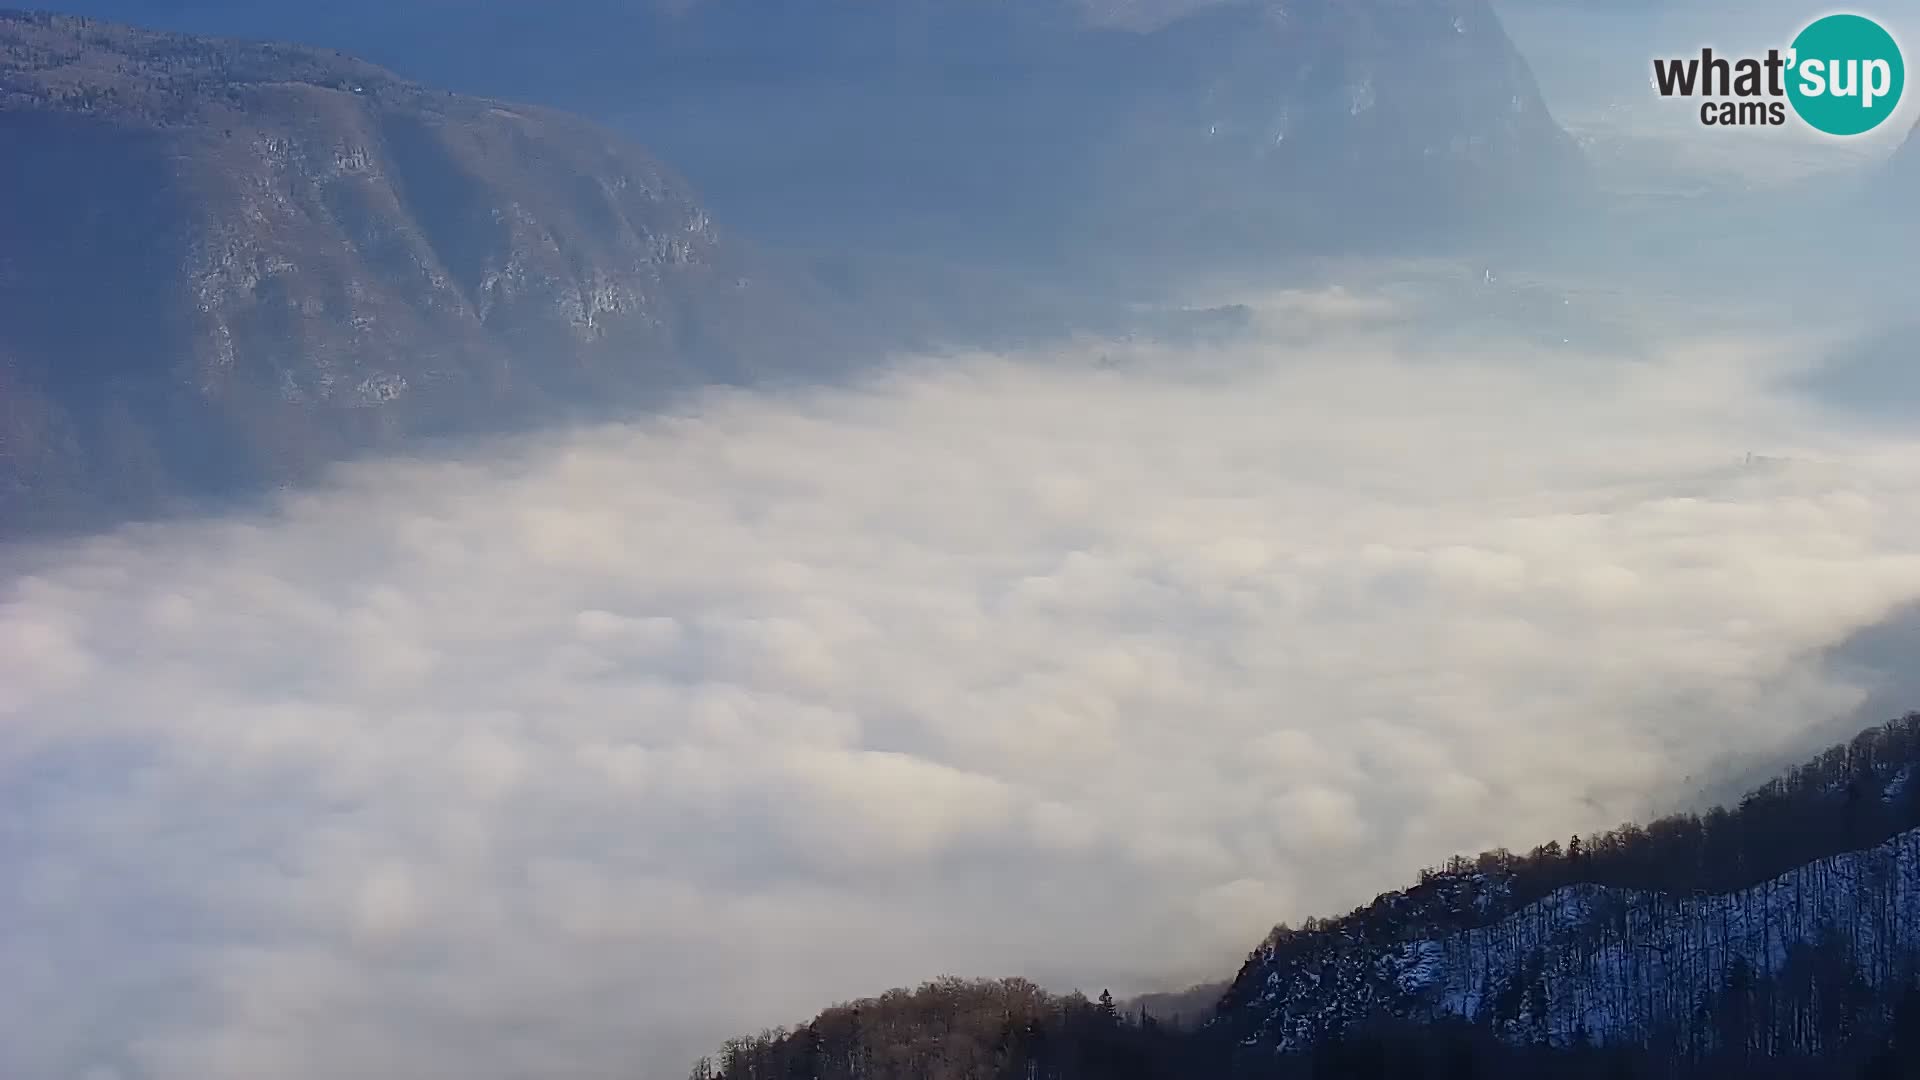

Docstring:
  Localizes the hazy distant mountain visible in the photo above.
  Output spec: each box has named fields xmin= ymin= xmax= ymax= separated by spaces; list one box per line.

xmin=1888 ymin=120 xmax=1920 ymax=188
xmin=0 ymin=3 xmax=1587 ymax=531
xmin=28 ymin=1 xmax=1584 ymax=257
xmin=1121 ymin=980 xmax=1232 ymax=1029
xmin=0 ymin=12 xmax=837 ymax=533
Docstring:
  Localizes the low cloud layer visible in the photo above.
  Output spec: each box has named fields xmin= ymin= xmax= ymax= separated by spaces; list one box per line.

xmin=6 ymin=293 xmax=1920 ymax=1080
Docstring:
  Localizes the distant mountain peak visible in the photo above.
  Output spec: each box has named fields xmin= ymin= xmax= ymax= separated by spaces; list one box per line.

xmin=13 ymin=0 xmax=1584 ymax=254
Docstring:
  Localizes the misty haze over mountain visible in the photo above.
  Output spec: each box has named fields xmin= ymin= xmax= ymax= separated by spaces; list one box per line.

xmin=24 ymin=0 xmax=1582 ymax=256
xmin=4 ymin=3 xmax=1920 ymax=1080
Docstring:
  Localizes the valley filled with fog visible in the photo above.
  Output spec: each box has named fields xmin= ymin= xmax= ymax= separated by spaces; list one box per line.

xmin=8 ymin=266 xmax=1920 ymax=1079
xmin=6 ymin=1 xmax=1920 ymax=1078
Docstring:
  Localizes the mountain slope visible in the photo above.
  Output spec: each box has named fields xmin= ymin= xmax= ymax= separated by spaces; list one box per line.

xmin=1218 ymin=713 xmax=1920 ymax=1058
xmin=0 ymin=12 xmax=832 ymax=533
xmin=701 ymin=714 xmax=1920 ymax=1079
xmin=22 ymin=1 xmax=1584 ymax=257
xmin=1230 ymin=825 xmax=1920 ymax=1053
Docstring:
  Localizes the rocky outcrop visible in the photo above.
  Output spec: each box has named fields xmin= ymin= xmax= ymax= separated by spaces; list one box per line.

xmin=0 ymin=13 xmax=829 ymax=533
xmin=21 ymin=1 xmax=1585 ymax=255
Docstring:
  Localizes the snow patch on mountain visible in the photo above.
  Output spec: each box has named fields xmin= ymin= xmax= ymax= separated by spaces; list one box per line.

xmin=1235 ymin=827 xmax=1920 ymax=1050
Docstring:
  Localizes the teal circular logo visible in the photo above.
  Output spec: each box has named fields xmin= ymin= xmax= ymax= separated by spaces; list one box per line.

xmin=1787 ymin=14 xmax=1905 ymax=135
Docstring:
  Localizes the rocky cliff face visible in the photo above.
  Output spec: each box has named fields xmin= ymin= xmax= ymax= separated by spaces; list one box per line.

xmin=23 ymin=1 xmax=1584 ymax=256
xmin=0 ymin=4 xmax=1582 ymax=532
xmin=1077 ymin=0 xmax=1580 ymax=246
xmin=0 ymin=13 xmax=828 ymax=532
xmin=578 ymin=0 xmax=1584 ymax=253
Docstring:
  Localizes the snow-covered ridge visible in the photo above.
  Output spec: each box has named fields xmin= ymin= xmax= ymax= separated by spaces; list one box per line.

xmin=1234 ymin=826 xmax=1920 ymax=1051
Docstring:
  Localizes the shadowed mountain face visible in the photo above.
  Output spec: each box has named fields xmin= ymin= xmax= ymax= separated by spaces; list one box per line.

xmin=0 ymin=3 xmax=1584 ymax=532
xmin=0 ymin=13 xmax=843 ymax=532
xmin=23 ymin=1 xmax=1585 ymax=258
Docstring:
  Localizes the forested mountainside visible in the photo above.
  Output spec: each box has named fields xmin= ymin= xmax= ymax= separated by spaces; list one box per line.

xmin=26 ymin=0 xmax=1584 ymax=258
xmin=0 ymin=12 xmax=845 ymax=535
xmin=701 ymin=714 xmax=1920 ymax=1079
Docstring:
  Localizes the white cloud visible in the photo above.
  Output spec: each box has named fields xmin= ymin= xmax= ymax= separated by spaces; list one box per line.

xmin=4 ymin=294 xmax=1920 ymax=1080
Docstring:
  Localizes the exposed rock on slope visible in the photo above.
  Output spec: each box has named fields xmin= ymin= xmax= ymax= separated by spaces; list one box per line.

xmin=1072 ymin=0 xmax=1580 ymax=247
xmin=548 ymin=0 xmax=1584 ymax=253
xmin=20 ymin=1 xmax=1584 ymax=256
xmin=0 ymin=12 xmax=825 ymax=533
